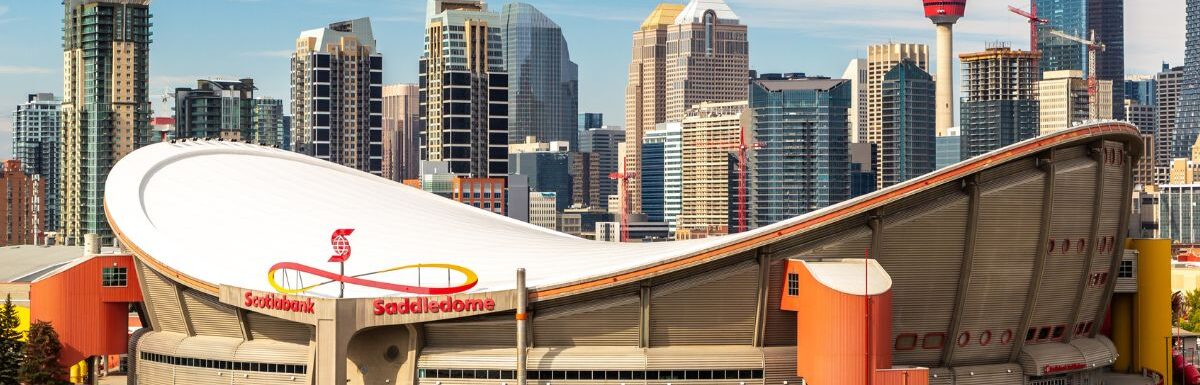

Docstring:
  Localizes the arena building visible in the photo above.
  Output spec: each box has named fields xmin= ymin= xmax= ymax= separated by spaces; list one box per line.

xmin=101 ymin=122 xmax=1163 ymax=385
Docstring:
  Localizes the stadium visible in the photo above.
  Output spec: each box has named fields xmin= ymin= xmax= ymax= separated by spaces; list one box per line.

xmin=98 ymin=121 xmax=1164 ymax=385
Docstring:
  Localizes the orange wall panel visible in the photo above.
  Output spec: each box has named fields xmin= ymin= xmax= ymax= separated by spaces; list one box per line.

xmin=789 ymin=260 xmax=894 ymax=385
xmin=29 ymin=255 xmax=143 ymax=366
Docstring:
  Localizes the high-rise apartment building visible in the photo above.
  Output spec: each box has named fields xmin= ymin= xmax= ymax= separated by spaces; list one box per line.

xmin=578 ymin=113 xmax=603 ymax=131
xmin=749 ymin=74 xmax=851 ymax=228
xmin=1126 ymin=99 xmax=1157 ymax=185
xmin=291 ymin=18 xmax=383 ymax=175
xmin=382 ymin=84 xmax=420 ymax=181
xmin=570 ymin=152 xmax=600 ymax=209
xmin=421 ymin=1 xmax=508 ymax=178
xmin=1178 ymin=0 xmax=1200 ymax=165
xmin=866 ymin=43 xmax=929 ymax=148
xmin=664 ymin=0 xmax=749 ymax=122
xmin=880 ymin=60 xmax=937 ymax=188
xmin=61 ymin=0 xmax=152 ymax=245
xmin=1158 ymin=65 xmax=1185 ymax=183
xmin=642 ymin=122 xmax=682 ymax=235
xmin=1 ymin=160 xmax=44 ymax=246
xmin=579 ymin=126 xmax=625 ymax=210
xmin=936 ymin=126 xmax=961 ymax=169
xmin=1088 ymin=0 xmax=1125 ymax=119
xmin=1037 ymin=70 xmax=1113 ymax=135
xmin=1036 ymin=0 xmax=1087 ymax=75
xmin=502 ymin=3 xmax=578 ymax=147
xmin=842 ymin=59 xmax=868 ymax=143
xmin=251 ymin=98 xmax=286 ymax=148
xmin=173 ymin=79 xmax=256 ymax=140
xmin=12 ymin=93 xmax=61 ymax=233
xmin=958 ymin=46 xmax=1040 ymax=159
xmin=679 ymin=101 xmax=745 ymax=237
xmin=625 ymin=3 xmax=684 ymax=215
xmin=1158 ymin=184 xmax=1200 ymax=244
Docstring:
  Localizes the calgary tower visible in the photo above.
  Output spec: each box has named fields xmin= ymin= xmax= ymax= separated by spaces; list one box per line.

xmin=923 ymin=0 xmax=967 ymax=137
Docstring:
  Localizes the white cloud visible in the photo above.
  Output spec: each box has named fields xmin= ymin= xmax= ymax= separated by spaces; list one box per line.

xmin=0 ymin=66 xmax=52 ymax=75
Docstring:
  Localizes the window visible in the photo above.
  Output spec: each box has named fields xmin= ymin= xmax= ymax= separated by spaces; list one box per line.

xmin=786 ymin=272 xmax=799 ymax=296
xmin=922 ymin=333 xmax=945 ymax=349
xmin=1119 ymin=260 xmax=1134 ymax=278
xmin=102 ymin=267 xmax=127 ymax=287
xmin=894 ymin=333 xmax=918 ymax=350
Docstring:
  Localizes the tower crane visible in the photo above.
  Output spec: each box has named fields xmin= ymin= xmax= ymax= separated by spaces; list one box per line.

xmin=1007 ymin=4 xmax=1046 ymax=53
xmin=1048 ymin=29 xmax=1106 ymax=120
xmin=608 ymin=170 xmax=637 ymax=242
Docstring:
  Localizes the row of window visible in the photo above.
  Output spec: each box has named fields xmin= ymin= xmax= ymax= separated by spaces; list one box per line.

xmin=139 ymin=351 xmax=307 ymax=374
xmin=418 ymin=368 xmax=765 ymax=381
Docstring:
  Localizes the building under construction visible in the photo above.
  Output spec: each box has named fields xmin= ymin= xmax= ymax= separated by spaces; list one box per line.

xmin=959 ymin=45 xmax=1040 ymax=160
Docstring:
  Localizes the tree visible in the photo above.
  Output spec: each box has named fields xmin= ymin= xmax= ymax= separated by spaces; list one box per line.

xmin=0 ymin=294 xmax=23 ymax=385
xmin=1181 ymin=289 xmax=1200 ymax=332
xmin=18 ymin=321 xmax=67 ymax=385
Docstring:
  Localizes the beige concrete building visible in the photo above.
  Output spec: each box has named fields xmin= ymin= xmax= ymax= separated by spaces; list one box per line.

xmin=1125 ymin=99 xmax=1157 ymax=185
xmin=866 ymin=43 xmax=929 ymax=147
xmin=664 ymin=0 xmax=749 ymax=122
xmin=678 ymin=101 xmax=747 ymax=237
xmin=382 ymin=84 xmax=420 ymax=182
xmin=1037 ymin=70 xmax=1113 ymax=135
xmin=529 ymin=191 xmax=558 ymax=231
xmin=61 ymin=0 xmax=152 ymax=246
xmin=624 ymin=3 xmax=684 ymax=214
xmin=842 ymin=58 xmax=868 ymax=143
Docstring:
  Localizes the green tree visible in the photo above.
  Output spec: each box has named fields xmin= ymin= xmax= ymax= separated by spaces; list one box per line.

xmin=0 ymin=294 xmax=23 ymax=385
xmin=18 ymin=321 xmax=67 ymax=385
xmin=1181 ymin=289 xmax=1200 ymax=332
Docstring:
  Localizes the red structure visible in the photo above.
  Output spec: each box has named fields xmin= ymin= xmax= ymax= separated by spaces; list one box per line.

xmin=29 ymin=254 xmax=143 ymax=367
xmin=923 ymin=0 xmax=967 ymax=24
xmin=782 ymin=258 xmax=928 ymax=385
xmin=608 ymin=170 xmax=636 ymax=242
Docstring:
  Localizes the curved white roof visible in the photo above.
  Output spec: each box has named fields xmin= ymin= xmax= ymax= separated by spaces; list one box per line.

xmin=105 ymin=141 xmax=749 ymax=298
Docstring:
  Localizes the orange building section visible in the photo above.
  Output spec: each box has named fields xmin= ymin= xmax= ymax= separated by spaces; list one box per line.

xmin=29 ymin=255 xmax=143 ymax=366
xmin=782 ymin=258 xmax=927 ymax=385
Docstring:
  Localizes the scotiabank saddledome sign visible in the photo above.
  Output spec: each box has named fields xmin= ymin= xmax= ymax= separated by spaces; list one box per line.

xmin=265 ymin=229 xmax=491 ymax=316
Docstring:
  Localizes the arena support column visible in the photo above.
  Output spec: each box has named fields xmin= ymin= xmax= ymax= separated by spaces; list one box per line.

xmin=314 ymin=299 xmax=357 ymax=385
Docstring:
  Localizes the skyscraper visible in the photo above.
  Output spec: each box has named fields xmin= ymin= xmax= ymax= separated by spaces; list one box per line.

xmin=866 ymin=43 xmax=929 ymax=148
xmin=1088 ymin=0 xmax=1125 ymax=119
xmin=679 ymin=101 xmax=745 ymax=237
xmin=579 ymin=126 xmax=625 ymax=210
xmin=421 ymin=1 xmax=509 ymax=178
xmin=842 ymin=59 xmax=868 ymax=143
xmin=501 ymin=3 xmax=579 ymax=147
xmin=12 ymin=93 xmax=60 ymax=233
xmin=664 ymin=0 xmax=750 ymax=121
xmin=1179 ymin=0 xmax=1200 ymax=163
xmin=1037 ymin=70 xmax=1112 ymax=134
xmin=880 ymin=60 xmax=936 ymax=188
xmin=1125 ymin=74 xmax=1157 ymax=107
xmin=625 ymin=3 xmax=684 ymax=215
xmin=1125 ymin=99 xmax=1156 ymax=185
xmin=251 ymin=98 xmax=286 ymax=147
xmin=578 ymin=113 xmax=603 ymax=131
xmin=0 ymin=161 xmax=44 ymax=246
xmin=382 ymin=84 xmax=420 ymax=181
xmin=1158 ymin=65 xmax=1185 ymax=183
xmin=61 ymin=0 xmax=152 ymax=245
xmin=291 ymin=18 xmax=383 ymax=175
xmin=958 ymin=45 xmax=1040 ymax=159
xmin=749 ymin=74 xmax=851 ymax=228
xmin=173 ymin=79 xmax=256 ymax=140
xmin=1036 ymin=0 xmax=1087 ymax=74
xmin=509 ymin=138 xmax=573 ymax=211
xmin=642 ymin=122 xmax=682 ymax=235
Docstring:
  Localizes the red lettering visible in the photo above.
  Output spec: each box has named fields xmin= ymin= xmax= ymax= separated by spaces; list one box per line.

xmin=373 ymin=299 xmax=385 ymax=315
xmin=439 ymin=298 xmax=452 ymax=312
xmin=243 ymin=292 xmax=316 ymax=314
xmin=244 ymin=292 xmax=254 ymax=306
xmin=371 ymin=296 xmax=497 ymax=316
xmin=484 ymin=299 xmax=495 ymax=310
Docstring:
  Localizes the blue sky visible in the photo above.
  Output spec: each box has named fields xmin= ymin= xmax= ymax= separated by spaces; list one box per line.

xmin=0 ymin=0 xmax=1186 ymax=159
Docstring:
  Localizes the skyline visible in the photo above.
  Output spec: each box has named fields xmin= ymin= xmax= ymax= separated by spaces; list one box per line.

xmin=0 ymin=0 xmax=1185 ymax=159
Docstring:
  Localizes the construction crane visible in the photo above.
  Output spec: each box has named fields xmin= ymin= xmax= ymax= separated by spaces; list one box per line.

xmin=1048 ymin=29 xmax=1106 ymax=120
xmin=1007 ymin=4 xmax=1046 ymax=53
xmin=696 ymin=124 xmax=764 ymax=234
xmin=608 ymin=170 xmax=637 ymax=242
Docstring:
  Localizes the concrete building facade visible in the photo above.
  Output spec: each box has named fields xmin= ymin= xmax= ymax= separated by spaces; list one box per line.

xmin=291 ymin=18 xmax=384 ymax=175
xmin=1 ymin=160 xmax=44 ymax=246
xmin=1126 ymin=99 xmax=1157 ymax=185
xmin=679 ymin=101 xmax=746 ymax=237
xmin=663 ymin=0 xmax=749 ymax=122
xmin=624 ymin=3 xmax=684 ymax=215
xmin=842 ymin=58 xmax=868 ymax=143
xmin=61 ymin=0 xmax=152 ymax=245
xmin=528 ymin=191 xmax=558 ymax=231
xmin=1037 ymin=70 xmax=1113 ymax=135
xmin=173 ymin=79 xmax=256 ymax=141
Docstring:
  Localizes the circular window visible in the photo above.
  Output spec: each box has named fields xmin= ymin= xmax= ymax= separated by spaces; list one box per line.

xmin=957 ymin=331 xmax=971 ymax=347
xmin=384 ymin=345 xmax=401 ymax=362
xmin=999 ymin=329 xmax=1014 ymax=345
xmin=1048 ymin=240 xmax=1056 ymax=254
xmin=979 ymin=330 xmax=992 ymax=346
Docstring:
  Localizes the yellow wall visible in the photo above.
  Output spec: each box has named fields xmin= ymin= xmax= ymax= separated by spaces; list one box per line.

xmin=0 ymin=304 xmax=30 ymax=341
xmin=1132 ymin=239 xmax=1173 ymax=385
xmin=1174 ymin=266 xmax=1200 ymax=294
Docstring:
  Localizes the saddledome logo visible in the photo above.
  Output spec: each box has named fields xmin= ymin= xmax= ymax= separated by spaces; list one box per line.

xmin=267 ymin=229 xmax=479 ymax=296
